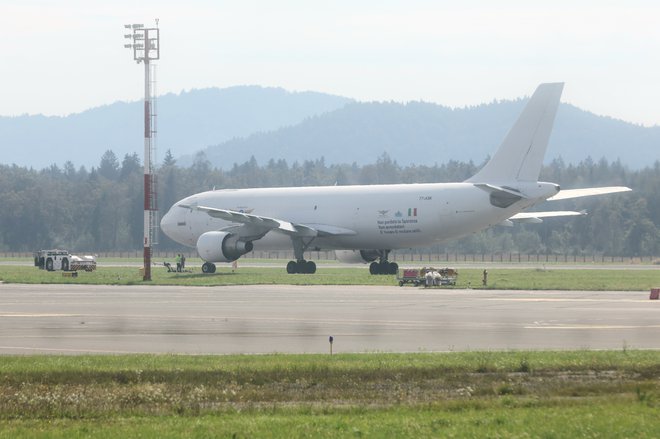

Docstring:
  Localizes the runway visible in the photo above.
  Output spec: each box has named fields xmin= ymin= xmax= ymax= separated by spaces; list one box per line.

xmin=0 ymin=283 xmax=658 ymax=354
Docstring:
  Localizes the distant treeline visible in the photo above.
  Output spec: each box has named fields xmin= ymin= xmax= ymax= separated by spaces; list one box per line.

xmin=0 ymin=149 xmax=658 ymax=256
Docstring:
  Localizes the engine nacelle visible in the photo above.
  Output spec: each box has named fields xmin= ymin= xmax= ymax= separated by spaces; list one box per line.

xmin=196 ymin=231 xmax=254 ymax=263
xmin=334 ymin=249 xmax=380 ymax=264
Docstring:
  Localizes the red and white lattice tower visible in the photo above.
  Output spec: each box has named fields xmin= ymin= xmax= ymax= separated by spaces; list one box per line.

xmin=124 ymin=21 xmax=160 ymax=281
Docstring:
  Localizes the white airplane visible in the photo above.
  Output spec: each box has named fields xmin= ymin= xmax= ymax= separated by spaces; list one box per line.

xmin=160 ymin=83 xmax=631 ymax=274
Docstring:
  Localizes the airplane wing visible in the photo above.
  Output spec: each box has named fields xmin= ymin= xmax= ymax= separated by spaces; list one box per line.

xmin=180 ymin=204 xmax=356 ymax=238
xmin=548 ymin=186 xmax=631 ymax=201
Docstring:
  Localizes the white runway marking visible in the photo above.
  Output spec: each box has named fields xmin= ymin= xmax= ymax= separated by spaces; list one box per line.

xmin=527 ymin=324 xmax=660 ymax=330
xmin=0 ymin=346 xmax=137 ymax=354
xmin=0 ymin=313 xmax=81 ymax=317
xmin=489 ymin=298 xmax=655 ymax=303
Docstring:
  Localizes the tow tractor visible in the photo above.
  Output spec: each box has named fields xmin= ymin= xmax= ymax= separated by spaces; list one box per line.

xmin=33 ymin=249 xmax=97 ymax=272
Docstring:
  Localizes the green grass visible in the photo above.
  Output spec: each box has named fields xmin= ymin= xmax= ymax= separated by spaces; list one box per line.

xmin=0 ymin=265 xmax=390 ymax=286
xmin=1 ymin=263 xmax=658 ymax=290
xmin=2 ymin=404 xmax=659 ymax=438
xmin=1 ymin=351 xmax=660 ymax=437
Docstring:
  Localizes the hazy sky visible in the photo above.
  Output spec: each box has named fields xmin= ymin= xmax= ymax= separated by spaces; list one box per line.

xmin=2 ymin=0 xmax=659 ymax=126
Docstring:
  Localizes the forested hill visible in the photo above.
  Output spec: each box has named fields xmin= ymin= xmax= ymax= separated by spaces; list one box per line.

xmin=0 ymin=86 xmax=352 ymax=170
xmin=2 ymin=85 xmax=658 ymax=171
xmin=200 ymin=100 xmax=660 ymax=170
xmin=0 ymin=154 xmax=657 ymax=256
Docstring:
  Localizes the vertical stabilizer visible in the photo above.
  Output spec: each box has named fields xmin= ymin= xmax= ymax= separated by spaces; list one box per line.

xmin=466 ymin=83 xmax=564 ymax=183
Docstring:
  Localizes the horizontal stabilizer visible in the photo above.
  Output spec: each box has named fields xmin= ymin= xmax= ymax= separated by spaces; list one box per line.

xmin=548 ymin=186 xmax=631 ymax=201
xmin=509 ymin=210 xmax=586 ymax=223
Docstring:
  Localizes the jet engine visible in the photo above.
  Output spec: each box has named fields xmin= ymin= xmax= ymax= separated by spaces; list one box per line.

xmin=334 ymin=249 xmax=380 ymax=264
xmin=196 ymin=231 xmax=253 ymax=262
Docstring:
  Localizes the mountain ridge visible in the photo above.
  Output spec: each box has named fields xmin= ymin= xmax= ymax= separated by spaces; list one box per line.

xmin=0 ymin=86 xmax=352 ymax=169
xmin=198 ymin=99 xmax=659 ymax=170
xmin=1 ymin=86 xmax=657 ymax=170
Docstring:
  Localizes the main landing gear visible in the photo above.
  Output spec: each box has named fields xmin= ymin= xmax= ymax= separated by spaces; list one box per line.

xmin=286 ymin=260 xmax=317 ymax=274
xmin=369 ymin=251 xmax=398 ymax=275
xmin=369 ymin=260 xmax=398 ymax=275
xmin=201 ymin=262 xmax=216 ymax=273
xmin=287 ymin=236 xmax=317 ymax=274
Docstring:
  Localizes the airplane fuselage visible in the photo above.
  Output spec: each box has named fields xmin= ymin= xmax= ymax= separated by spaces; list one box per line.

xmin=161 ymin=181 xmax=558 ymax=252
xmin=159 ymin=84 xmax=630 ymax=274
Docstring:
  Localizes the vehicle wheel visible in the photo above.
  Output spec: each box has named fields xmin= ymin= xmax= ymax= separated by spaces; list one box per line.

xmin=306 ymin=261 xmax=316 ymax=274
xmin=287 ymin=261 xmax=297 ymax=274
xmin=46 ymin=258 xmax=54 ymax=271
xmin=61 ymin=258 xmax=69 ymax=272
xmin=369 ymin=261 xmax=380 ymax=275
xmin=399 ymin=281 xmax=404 ymax=287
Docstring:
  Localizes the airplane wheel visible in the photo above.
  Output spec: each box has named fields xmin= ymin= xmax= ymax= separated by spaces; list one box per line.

xmin=286 ymin=261 xmax=297 ymax=274
xmin=287 ymin=260 xmax=316 ymax=274
xmin=369 ymin=261 xmax=397 ymax=275
xmin=202 ymin=262 xmax=216 ymax=274
xmin=388 ymin=262 xmax=398 ymax=275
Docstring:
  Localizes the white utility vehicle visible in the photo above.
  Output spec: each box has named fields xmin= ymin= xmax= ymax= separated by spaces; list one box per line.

xmin=33 ymin=249 xmax=97 ymax=272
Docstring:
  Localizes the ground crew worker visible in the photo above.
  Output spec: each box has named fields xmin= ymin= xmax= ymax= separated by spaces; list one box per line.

xmin=176 ymin=254 xmax=182 ymax=272
xmin=425 ymin=269 xmax=433 ymax=287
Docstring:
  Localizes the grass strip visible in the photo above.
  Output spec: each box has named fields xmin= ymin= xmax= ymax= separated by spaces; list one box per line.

xmin=1 ymin=265 xmax=658 ymax=290
xmin=1 ymin=403 xmax=660 ymax=438
xmin=1 ymin=351 xmax=660 ymax=437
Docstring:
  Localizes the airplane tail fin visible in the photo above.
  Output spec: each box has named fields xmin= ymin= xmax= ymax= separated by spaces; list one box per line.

xmin=466 ymin=83 xmax=564 ymax=184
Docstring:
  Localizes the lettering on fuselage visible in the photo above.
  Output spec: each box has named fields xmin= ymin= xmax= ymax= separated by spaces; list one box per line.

xmin=376 ymin=207 xmax=422 ymax=235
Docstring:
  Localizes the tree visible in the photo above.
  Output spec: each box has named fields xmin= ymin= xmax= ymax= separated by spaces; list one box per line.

xmin=0 ymin=150 xmax=656 ymax=254
xmin=98 ymin=150 xmax=120 ymax=181
xmin=120 ymin=153 xmax=141 ymax=179
xmin=162 ymin=149 xmax=176 ymax=167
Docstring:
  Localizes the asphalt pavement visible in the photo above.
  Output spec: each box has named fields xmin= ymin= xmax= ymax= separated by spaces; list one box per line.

xmin=0 ymin=283 xmax=658 ymax=354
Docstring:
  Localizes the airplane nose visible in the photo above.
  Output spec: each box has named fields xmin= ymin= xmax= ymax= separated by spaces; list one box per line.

xmin=160 ymin=208 xmax=176 ymax=239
